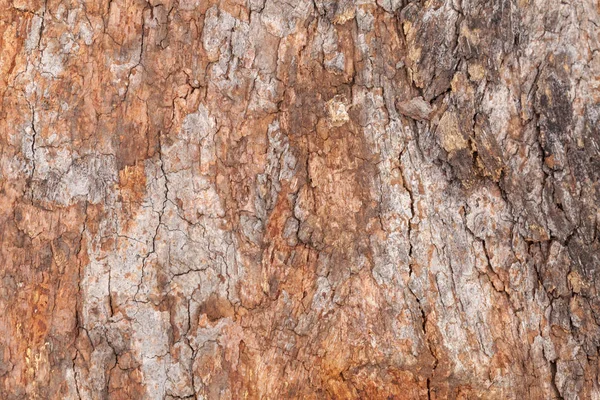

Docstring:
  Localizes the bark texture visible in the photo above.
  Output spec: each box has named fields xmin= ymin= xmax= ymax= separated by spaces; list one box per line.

xmin=1 ymin=0 xmax=600 ymax=398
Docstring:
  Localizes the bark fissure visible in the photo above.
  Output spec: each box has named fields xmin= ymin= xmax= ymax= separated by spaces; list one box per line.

xmin=1 ymin=0 xmax=599 ymax=398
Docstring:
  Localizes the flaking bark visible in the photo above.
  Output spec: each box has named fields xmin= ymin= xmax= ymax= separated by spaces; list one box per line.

xmin=0 ymin=0 xmax=599 ymax=398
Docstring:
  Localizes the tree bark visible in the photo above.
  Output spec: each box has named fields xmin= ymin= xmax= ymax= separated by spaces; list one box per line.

xmin=1 ymin=0 xmax=599 ymax=398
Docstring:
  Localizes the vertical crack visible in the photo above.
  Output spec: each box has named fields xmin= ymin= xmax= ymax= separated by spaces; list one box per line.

xmin=73 ymin=203 xmax=88 ymax=400
xmin=398 ymin=146 xmax=439 ymax=382
xmin=549 ymin=359 xmax=563 ymax=399
xmin=108 ymin=265 xmax=114 ymax=316
xmin=123 ymin=4 xmax=149 ymax=101
xmin=36 ymin=0 xmax=48 ymax=50
xmin=135 ymin=132 xmax=169 ymax=302
xmin=24 ymin=99 xmax=38 ymax=188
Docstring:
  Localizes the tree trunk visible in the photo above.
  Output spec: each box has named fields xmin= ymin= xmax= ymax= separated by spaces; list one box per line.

xmin=1 ymin=0 xmax=599 ymax=398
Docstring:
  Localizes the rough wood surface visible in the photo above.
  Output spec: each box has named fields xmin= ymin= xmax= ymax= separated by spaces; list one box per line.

xmin=1 ymin=0 xmax=599 ymax=398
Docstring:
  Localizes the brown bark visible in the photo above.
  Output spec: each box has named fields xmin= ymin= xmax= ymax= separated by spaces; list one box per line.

xmin=1 ymin=0 xmax=599 ymax=398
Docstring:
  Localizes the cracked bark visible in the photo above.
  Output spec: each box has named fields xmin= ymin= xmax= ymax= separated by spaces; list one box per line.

xmin=1 ymin=0 xmax=599 ymax=399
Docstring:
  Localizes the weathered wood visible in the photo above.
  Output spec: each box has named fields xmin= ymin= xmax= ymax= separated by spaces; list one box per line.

xmin=0 ymin=0 xmax=599 ymax=398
